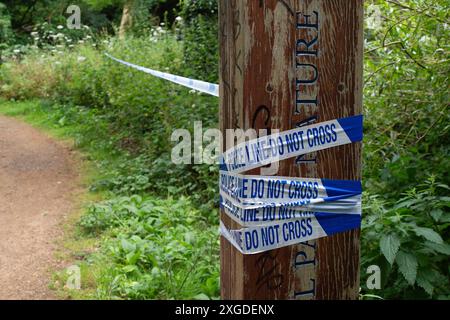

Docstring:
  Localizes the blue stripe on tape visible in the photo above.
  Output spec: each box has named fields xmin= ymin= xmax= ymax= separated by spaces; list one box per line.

xmin=315 ymin=212 xmax=361 ymax=236
xmin=321 ymin=179 xmax=362 ymax=198
xmin=220 ymin=115 xmax=364 ymax=174
xmin=337 ymin=114 xmax=363 ymax=143
xmin=219 ymin=158 xmax=228 ymax=172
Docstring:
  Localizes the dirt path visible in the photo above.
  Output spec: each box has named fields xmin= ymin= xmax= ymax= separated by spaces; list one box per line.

xmin=0 ymin=115 xmax=80 ymax=300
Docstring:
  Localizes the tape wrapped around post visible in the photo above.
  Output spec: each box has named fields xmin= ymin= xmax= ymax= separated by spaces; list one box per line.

xmin=220 ymin=211 xmax=362 ymax=254
xmin=219 ymin=171 xmax=362 ymax=227
xmin=219 ymin=115 xmax=363 ymax=254
xmin=104 ymin=51 xmax=364 ymax=254
xmin=220 ymin=115 xmax=363 ymax=173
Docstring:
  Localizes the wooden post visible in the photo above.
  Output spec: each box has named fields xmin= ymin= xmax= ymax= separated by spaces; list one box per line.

xmin=219 ymin=0 xmax=364 ymax=299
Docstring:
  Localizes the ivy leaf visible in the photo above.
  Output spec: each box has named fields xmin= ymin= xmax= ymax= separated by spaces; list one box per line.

xmin=380 ymin=234 xmax=401 ymax=265
xmin=413 ymin=227 xmax=443 ymax=244
xmin=396 ymin=251 xmax=418 ymax=286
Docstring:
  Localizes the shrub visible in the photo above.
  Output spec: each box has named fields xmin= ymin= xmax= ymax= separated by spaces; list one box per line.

xmin=180 ymin=0 xmax=219 ymax=82
xmin=80 ymin=195 xmax=220 ymax=299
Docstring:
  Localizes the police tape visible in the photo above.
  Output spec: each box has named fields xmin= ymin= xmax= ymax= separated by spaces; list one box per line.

xmin=219 ymin=171 xmax=361 ymax=226
xmin=220 ymin=211 xmax=361 ymax=254
xmin=104 ymin=53 xmax=220 ymax=97
xmin=219 ymin=115 xmax=363 ymax=173
xmin=219 ymin=115 xmax=363 ymax=253
xmin=220 ymin=171 xmax=362 ymax=206
xmin=104 ymin=52 xmax=363 ymax=253
xmin=220 ymin=193 xmax=362 ymax=227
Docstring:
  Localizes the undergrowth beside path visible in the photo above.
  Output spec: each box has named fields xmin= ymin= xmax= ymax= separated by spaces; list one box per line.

xmin=0 ymin=100 xmax=220 ymax=300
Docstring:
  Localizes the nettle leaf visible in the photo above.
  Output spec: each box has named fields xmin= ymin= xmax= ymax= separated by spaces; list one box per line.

xmin=416 ymin=273 xmax=434 ymax=296
xmin=396 ymin=251 xmax=418 ymax=286
xmin=380 ymin=234 xmax=401 ymax=265
xmin=425 ymin=242 xmax=450 ymax=255
xmin=440 ymin=213 xmax=450 ymax=223
xmin=430 ymin=209 xmax=443 ymax=222
xmin=413 ymin=227 xmax=443 ymax=244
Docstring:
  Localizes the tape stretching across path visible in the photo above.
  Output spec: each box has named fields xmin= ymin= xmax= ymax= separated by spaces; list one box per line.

xmin=104 ymin=53 xmax=219 ymax=97
xmin=105 ymin=51 xmax=363 ymax=254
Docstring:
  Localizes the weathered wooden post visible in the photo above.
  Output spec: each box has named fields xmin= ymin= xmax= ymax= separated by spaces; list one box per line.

xmin=219 ymin=0 xmax=364 ymax=299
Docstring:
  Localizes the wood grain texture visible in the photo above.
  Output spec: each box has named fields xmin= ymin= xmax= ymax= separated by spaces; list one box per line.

xmin=219 ymin=0 xmax=364 ymax=300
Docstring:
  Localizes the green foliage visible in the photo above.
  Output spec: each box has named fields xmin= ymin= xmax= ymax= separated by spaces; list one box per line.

xmin=0 ymin=0 xmax=448 ymax=301
xmin=360 ymin=0 xmax=450 ymax=299
xmin=80 ymin=195 xmax=219 ymax=299
xmin=361 ymin=177 xmax=450 ymax=299
xmin=180 ymin=0 xmax=218 ymax=82
xmin=0 ymin=2 xmax=13 ymax=50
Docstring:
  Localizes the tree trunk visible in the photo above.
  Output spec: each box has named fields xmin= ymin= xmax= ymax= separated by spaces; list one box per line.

xmin=119 ymin=0 xmax=134 ymax=39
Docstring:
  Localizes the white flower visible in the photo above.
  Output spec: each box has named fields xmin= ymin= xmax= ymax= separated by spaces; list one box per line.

xmin=34 ymin=37 xmax=40 ymax=41
xmin=175 ymin=16 xmax=183 ymax=22
xmin=13 ymin=49 xmax=20 ymax=53
xmin=31 ymin=31 xmax=38 ymax=36
xmin=57 ymin=25 xmax=64 ymax=30
xmin=78 ymin=40 xmax=84 ymax=44
xmin=160 ymin=22 xmax=165 ymax=26
xmin=77 ymin=56 xmax=86 ymax=62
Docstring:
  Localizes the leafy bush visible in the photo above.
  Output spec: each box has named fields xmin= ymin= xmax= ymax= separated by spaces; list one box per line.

xmin=361 ymin=0 xmax=449 ymax=299
xmin=180 ymin=0 xmax=218 ymax=82
xmin=0 ymin=0 xmax=448 ymax=300
xmin=0 ymin=3 xmax=13 ymax=52
xmin=361 ymin=177 xmax=450 ymax=299
xmin=80 ymin=195 xmax=220 ymax=299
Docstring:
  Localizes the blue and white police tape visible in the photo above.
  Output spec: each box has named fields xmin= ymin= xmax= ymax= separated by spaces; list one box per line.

xmin=219 ymin=171 xmax=361 ymax=225
xmin=103 ymin=52 xmax=363 ymax=254
xmin=220 ymin=211 xmax=361 ymax=254
xmin=220 ymin=191 xmax=361 ymax=227
xmin=220 ymin=115 xmax=363 ymax=173
xmin=220 ymin=171 xmax=362 ymax=206
xmin=104 ymin=53 xmax=220 ymax=97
